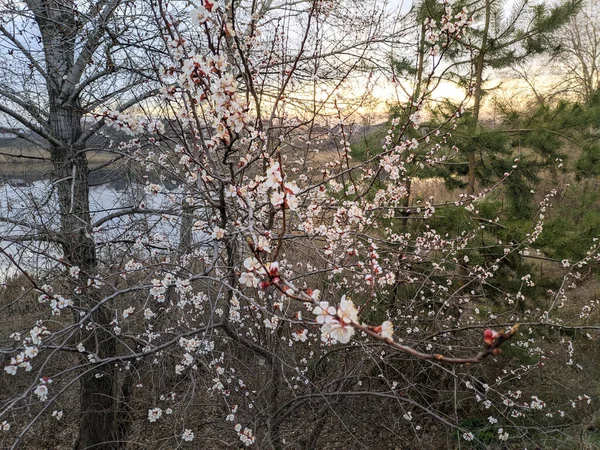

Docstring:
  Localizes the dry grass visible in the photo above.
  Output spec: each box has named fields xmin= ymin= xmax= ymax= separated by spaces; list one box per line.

xmin=0 ymin=143 xmax=119 ymax=181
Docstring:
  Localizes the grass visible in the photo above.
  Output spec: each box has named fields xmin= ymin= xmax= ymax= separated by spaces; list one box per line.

xmin=0 ymin=142 xmax=120 ymax=181
xmin=349 ymin=125 xmax=388 ymax=161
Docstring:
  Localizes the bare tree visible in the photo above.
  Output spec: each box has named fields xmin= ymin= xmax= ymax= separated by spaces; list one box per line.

xmin=557 ymin=0 xmax=600 ymax=102
xmin=0 ymin=0 xmax=162 ymax=447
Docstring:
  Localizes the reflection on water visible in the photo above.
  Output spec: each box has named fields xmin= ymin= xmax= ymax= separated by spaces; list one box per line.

xmin=0 ymin=175 xmax=207 ymax=282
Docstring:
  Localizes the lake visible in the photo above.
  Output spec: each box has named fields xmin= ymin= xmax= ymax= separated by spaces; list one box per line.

xmin=0 ymin=175 xmax=208 ymax=282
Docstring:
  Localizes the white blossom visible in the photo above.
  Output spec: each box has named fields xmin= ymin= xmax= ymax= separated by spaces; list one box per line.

xmin=148 ymin=407 xmax=162 ymax=422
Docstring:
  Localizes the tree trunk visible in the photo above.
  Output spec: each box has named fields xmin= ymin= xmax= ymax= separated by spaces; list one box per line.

xmin=31 ymin=0 xmax=120 ymax=446
xmin=469 ymin=0 xmax=491 ymax=195
xmin=49 ymin=102 xmax=119 ymax=450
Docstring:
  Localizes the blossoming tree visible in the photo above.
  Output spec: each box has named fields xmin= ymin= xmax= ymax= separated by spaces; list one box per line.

xmin=1 ymin=0 xmax=599 ymax=449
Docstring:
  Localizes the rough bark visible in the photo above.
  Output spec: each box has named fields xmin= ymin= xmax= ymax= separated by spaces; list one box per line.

xmin=28 ymin=1 xmax=120 ymax=447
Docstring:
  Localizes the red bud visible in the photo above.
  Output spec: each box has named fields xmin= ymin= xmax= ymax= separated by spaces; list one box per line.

xmin=483 ymin=329 xmax=499 ymax=346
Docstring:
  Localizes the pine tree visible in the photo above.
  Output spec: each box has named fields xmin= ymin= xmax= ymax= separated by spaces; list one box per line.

xmin=450 ymin=0 xmax=581 ymax=193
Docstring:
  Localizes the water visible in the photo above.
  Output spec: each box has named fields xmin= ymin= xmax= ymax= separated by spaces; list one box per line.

xmin=0 ymin=177 xmax=207 ymax=282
